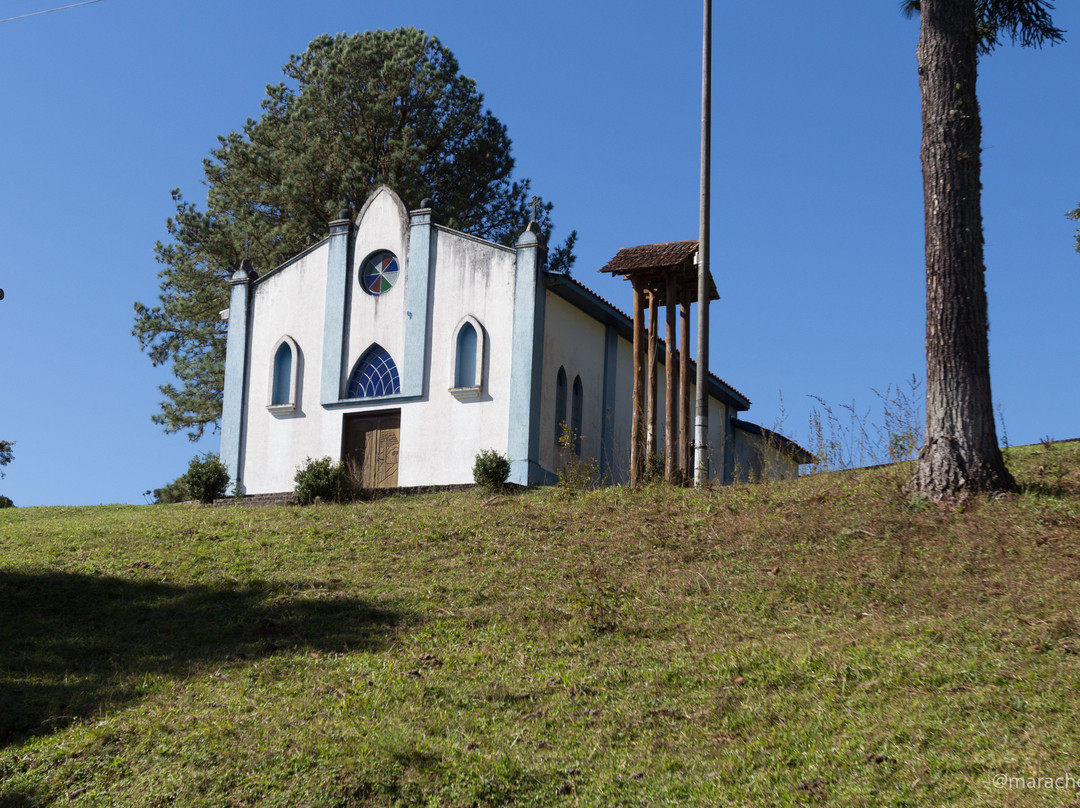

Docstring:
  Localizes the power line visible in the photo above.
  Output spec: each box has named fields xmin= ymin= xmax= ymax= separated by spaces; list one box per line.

xmin=1 ymin=0 xmax=104 ymax=24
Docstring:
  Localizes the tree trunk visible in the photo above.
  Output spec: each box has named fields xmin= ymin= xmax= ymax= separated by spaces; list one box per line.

xmin=911 ymin=0 xmax=1016 ymax=499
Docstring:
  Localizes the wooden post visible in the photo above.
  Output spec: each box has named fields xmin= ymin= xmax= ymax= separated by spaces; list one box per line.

xmin=680 ymin=301 xmax=691 ymax=479
xmin=647 ymin=290 xmax=659 ymax=463
xmin=631 ymin=284 xmax=645 ymax=485
xmin=665 ymin=279 xmax=677 ymax=481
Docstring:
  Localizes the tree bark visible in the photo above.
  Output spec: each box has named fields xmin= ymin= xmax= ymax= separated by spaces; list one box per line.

xmin=911 ymin=0 xmax=1016 ymax=499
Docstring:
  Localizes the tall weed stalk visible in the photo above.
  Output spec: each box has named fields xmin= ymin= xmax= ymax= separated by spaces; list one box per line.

xmin=806 ymin=375 xmax=924 ymax=473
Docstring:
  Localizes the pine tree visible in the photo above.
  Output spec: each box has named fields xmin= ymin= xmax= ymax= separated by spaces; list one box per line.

xmin=0 ymin=440 xmax=13 ymax=478
xmin=904 ymin=0 xmax=1062 ymax=498
xmin=134 ymin=28 xmax=573 ymax=440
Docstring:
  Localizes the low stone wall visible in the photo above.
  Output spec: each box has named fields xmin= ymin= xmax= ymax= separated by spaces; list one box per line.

xmin=212 ymin=492 xmax=298 ymax=507
xmin=211 ymin=482 xmax=517 ymax=507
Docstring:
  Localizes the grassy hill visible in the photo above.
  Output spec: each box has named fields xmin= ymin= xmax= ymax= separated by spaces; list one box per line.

xmin=2 ymin=442 xmax=1079 ymax=807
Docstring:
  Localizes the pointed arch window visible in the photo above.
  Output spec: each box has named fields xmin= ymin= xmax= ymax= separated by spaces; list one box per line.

xmin=555 ymin=366 xmax=568 ymax=444
xmin=267 ymin=335 xmax=300 ymax=413
xmin=456 ymin=323 xmax=477 ymax=387
xmin=450 ymin=316 xmax=486 ymax=399
xmin=571 ymin=375 xmax=584 ymax=454
xmin=347 ymin=344 xmax=400 ymax=399
xmin=273 ymin=344 xmax=292 ymax=404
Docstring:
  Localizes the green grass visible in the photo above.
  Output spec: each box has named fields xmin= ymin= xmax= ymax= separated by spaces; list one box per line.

xmin=2 ymin=442 xmax=1080 ymax=806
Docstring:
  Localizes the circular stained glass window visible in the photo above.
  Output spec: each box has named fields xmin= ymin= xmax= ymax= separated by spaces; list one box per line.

xmin=360 ymin=251 xmax=399 ymax=296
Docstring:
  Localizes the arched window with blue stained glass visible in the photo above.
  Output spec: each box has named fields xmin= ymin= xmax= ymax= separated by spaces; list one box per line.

xmin=347 ymin=344 xmax=401 ymax=398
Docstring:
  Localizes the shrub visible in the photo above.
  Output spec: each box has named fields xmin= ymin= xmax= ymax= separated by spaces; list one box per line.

xmin=473 ymin=449 xmax=511 ymax=492
xmin=0 ymin=495 xmax=13 ymax=508
xmin=342 ymin=458 xmax=364 ymax=495
xmin=184 ymin=452 xmax=231 ymax=504
xmin=152 ymin=477 xmax=191 ymax=504
xmin=295 ymin=456 xmax=344 ymax=505
xmin=557 ymin=424 xmax=599 ymax=496
xmin=642 ymin=452 xmax=665 ymax=484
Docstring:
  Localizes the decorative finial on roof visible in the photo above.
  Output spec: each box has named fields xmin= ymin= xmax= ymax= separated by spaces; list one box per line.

xmin=232 ymin=256 xmax=258 ymax=283
xmin=528 ymin=195 xmax=540 ymax=224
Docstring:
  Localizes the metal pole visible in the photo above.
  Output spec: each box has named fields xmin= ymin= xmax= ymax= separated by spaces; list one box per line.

xmin=631 ymin=284 xmax=645 ymax=485
xmin=694 ymin=0 xmax=712 ymax=486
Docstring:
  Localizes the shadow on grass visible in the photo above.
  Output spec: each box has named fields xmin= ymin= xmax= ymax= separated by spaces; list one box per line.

xmin=0 ymin=570 xmax=408 ymax=747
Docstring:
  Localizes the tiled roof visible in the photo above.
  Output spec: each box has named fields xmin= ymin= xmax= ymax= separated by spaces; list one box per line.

xmin=599 ymin=240 xmax=698 ymax=275
xmin=558 ymin=273 xmax=632 ymax=320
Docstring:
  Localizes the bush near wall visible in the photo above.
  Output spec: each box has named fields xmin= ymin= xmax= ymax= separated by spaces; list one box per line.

xmin=294 ymin=457 xmax=345 ymax=505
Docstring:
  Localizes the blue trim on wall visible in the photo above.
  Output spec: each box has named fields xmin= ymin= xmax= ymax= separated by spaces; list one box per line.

xmin=599 ymin=324 xmax=619 ymax=480
xmin=723 ymin=409 xmax=736 ymax=484
xmin=402 ymin=208 xmax=433 ymax=398
xmin=321 ymin=394 xmax=424 ymax=410
xmin=320 ymin=217 xmax=352 ymax=405
xmin=506 ymin=227 xmax=546 ymax=486
xmin=220 ymin=261 xmax=257 ymax=489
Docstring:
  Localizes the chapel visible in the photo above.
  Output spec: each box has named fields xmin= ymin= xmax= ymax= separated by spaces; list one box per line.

xmin=219 ymin=186 xmax=810 ymax=494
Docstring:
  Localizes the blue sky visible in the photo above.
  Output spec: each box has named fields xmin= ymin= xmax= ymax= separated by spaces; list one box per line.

xmin=2 ymin=0 xmax=1077 ymax=506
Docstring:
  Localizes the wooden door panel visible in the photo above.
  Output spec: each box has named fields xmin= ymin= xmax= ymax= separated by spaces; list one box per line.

xmin=343 ymin=412 xmax=400 ymax=489
xmin=375 ymin=423 xmax=399 ymax=488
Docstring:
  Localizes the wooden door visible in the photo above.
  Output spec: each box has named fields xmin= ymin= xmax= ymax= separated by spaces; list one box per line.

xmin=342 ymin=412 xmax=400 ymax=489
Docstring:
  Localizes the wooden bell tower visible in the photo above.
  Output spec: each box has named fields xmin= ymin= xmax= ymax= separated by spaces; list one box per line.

xmin=600 ymin=241 xmax=718 ymax=485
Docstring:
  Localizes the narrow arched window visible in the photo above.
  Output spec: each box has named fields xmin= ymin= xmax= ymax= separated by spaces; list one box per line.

xmin=555 ymin=366 xmax=567 ymax=444
xmin=450 ymin=317 xmax=486 ymax=400
xmin=268 ymin=335 xmax=300 ymax=413
xmin=571 ymin=375 xmax=583 ymax=455
xmin=347 ymin=344 xmax=400 ymax=398
xmin=455 ymin=322 xmax=477 ymax=388
xmin=272 ymin=343 xmax=292 ymax=405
